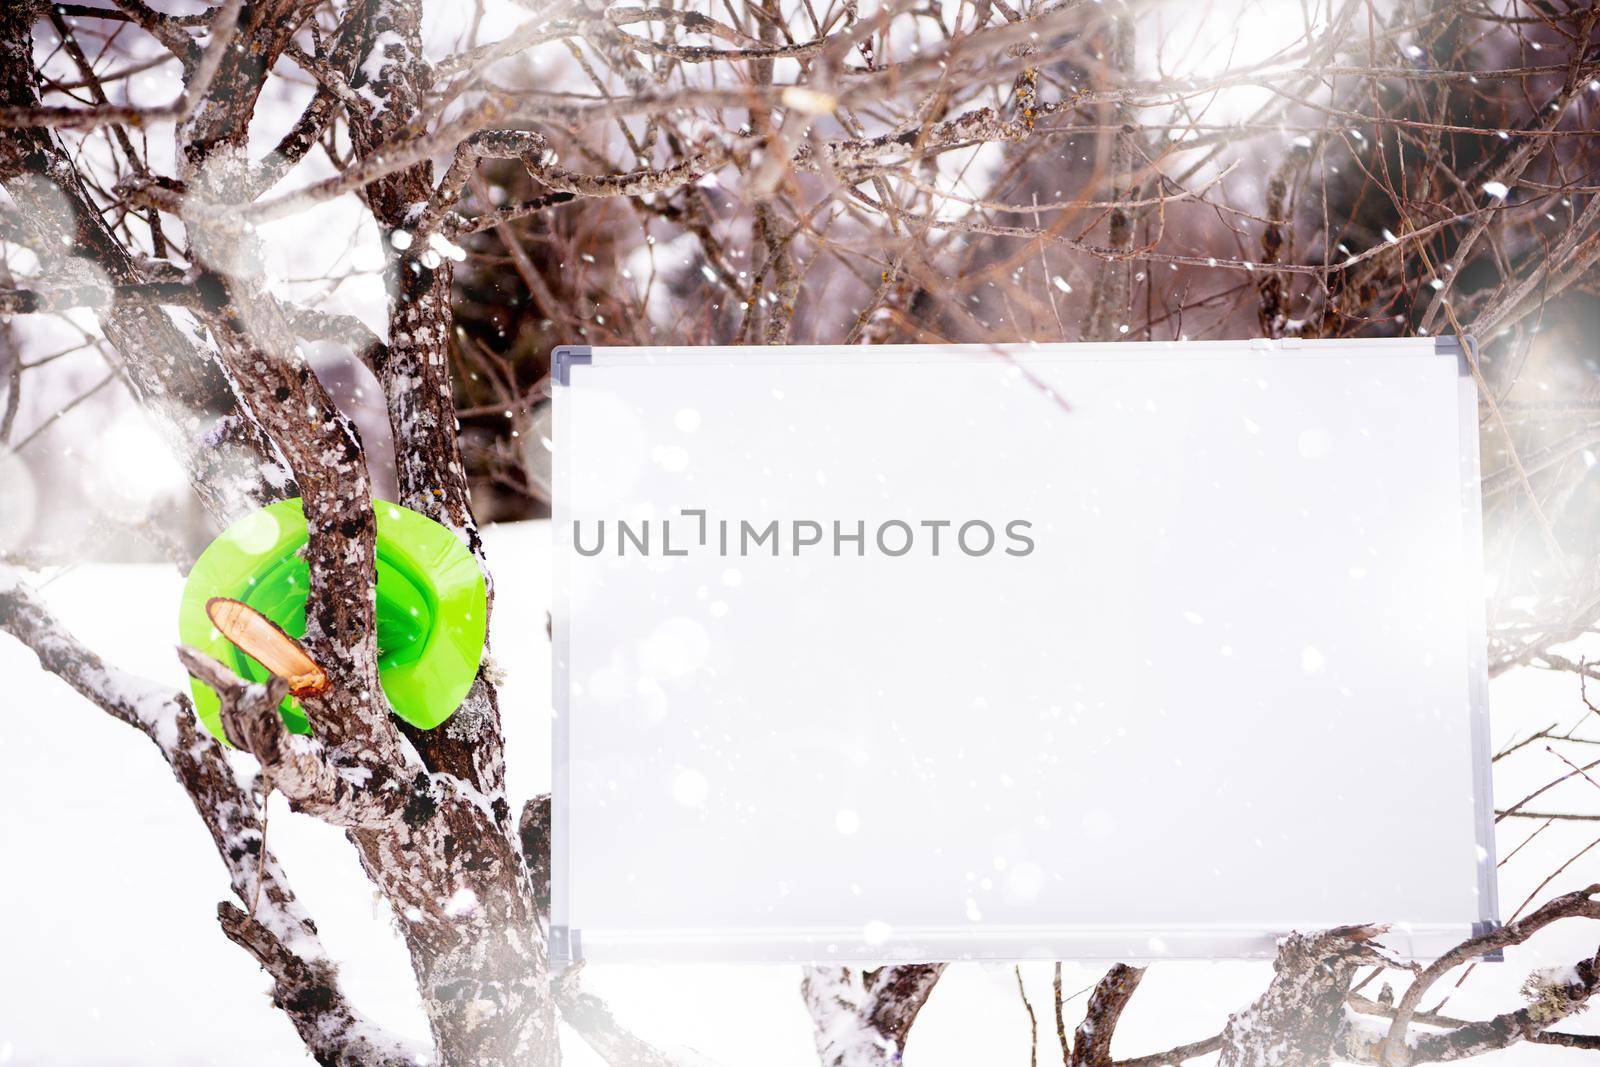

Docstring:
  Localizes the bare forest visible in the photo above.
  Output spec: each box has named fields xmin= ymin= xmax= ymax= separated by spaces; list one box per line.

xmin=3 ymin=0 xmax=1600 ymax=1064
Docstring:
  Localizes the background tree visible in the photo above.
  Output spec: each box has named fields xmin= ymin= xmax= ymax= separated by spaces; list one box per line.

xmin=2 ymin=0 xmax=1600 ymax=1064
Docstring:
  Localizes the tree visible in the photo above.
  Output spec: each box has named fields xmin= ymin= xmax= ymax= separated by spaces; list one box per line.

xmin=1 ymin=0 xmax=1599 ymax=1064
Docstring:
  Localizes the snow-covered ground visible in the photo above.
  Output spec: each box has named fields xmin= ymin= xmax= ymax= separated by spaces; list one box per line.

xmin=2 ymin=520 xmax=1598 ymax=1065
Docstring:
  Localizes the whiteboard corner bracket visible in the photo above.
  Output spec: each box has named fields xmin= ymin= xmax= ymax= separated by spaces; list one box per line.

xmin=1433 ymin=334 xmax=1470 ymax=376
xmin=550 ymin=925 xmax=584 ymax=972
xmin=553 ymin=345 xmax=593 ymax=387
xmin=1472 ymin=920 xmax=1505 ymax=963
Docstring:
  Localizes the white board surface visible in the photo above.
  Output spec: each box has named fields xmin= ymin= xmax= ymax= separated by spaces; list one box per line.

xmin=552 ymin=339 xmax=1496 ymax=965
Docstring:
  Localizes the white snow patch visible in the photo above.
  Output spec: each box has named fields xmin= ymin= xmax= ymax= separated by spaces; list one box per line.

xmin=442 ymin=886 xmax=479 ymax=918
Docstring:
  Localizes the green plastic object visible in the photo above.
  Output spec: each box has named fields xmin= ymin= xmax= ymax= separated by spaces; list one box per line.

xmin=178 ymin=498 xmax=487 ymax=741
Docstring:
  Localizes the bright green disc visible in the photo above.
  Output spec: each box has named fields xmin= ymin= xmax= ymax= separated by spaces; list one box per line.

xmin=178 ymin=498 xmax=487 ymax=741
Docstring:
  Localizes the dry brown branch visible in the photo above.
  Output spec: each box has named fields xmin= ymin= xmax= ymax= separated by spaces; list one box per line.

xmin=0 ymin=0 xmax=243 ymax=130
xmin=1375 ymin=886 xmax=1600 ymax=1064
xmin=1071 ymin=964 xmax=1146 ymax=1066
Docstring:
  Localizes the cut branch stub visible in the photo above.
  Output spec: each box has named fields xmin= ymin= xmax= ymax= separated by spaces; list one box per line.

xmin=1219 ymin=923 xmax=1395 ymax=1067
xmin=175 ymin=643 xmax=290 ymax=755
xmin=206 ymin=596 xmax=329 ymax=698
xmin=175 ymin=643 xmax=403 ymax=829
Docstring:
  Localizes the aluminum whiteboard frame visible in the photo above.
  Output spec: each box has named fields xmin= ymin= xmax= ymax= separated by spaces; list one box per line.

xmin=550 ymin=337 xmax=1499 ymax=967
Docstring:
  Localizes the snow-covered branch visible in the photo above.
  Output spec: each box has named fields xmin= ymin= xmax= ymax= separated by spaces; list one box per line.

xmin=554 ymin=979 xmax=695 ymax=1067
xmin=218 ymin=903 xmax=430 ymax=1067
xmin=0 ymin=568 xmax=418 ymax=1064
xmin=802 ymin=963 xmax=947 ymax=1066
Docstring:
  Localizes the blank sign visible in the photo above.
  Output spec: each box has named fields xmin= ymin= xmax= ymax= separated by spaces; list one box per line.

xmin=551 ymin=339 xmax=1496 ymax=964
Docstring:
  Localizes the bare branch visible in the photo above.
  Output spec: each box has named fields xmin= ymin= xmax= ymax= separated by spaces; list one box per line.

xmin=0 ymin=0 xmax=243 ymax=130
xmin=1071 ymin=964 xmax=1145 ymax=1066
xmin=554 ymin=978 xmax=691 ymax=1067
xmin=1376 ymin=887 xmax=1600 ymax=1064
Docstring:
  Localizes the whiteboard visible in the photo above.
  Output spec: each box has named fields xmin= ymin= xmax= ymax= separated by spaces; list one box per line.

xmin=551 ymin=338 xmax=1497 ymax=965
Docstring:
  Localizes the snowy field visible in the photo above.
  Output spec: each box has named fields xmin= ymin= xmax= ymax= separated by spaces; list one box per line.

xmin=2 ymin=519 xmax=1599 ymax=1065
